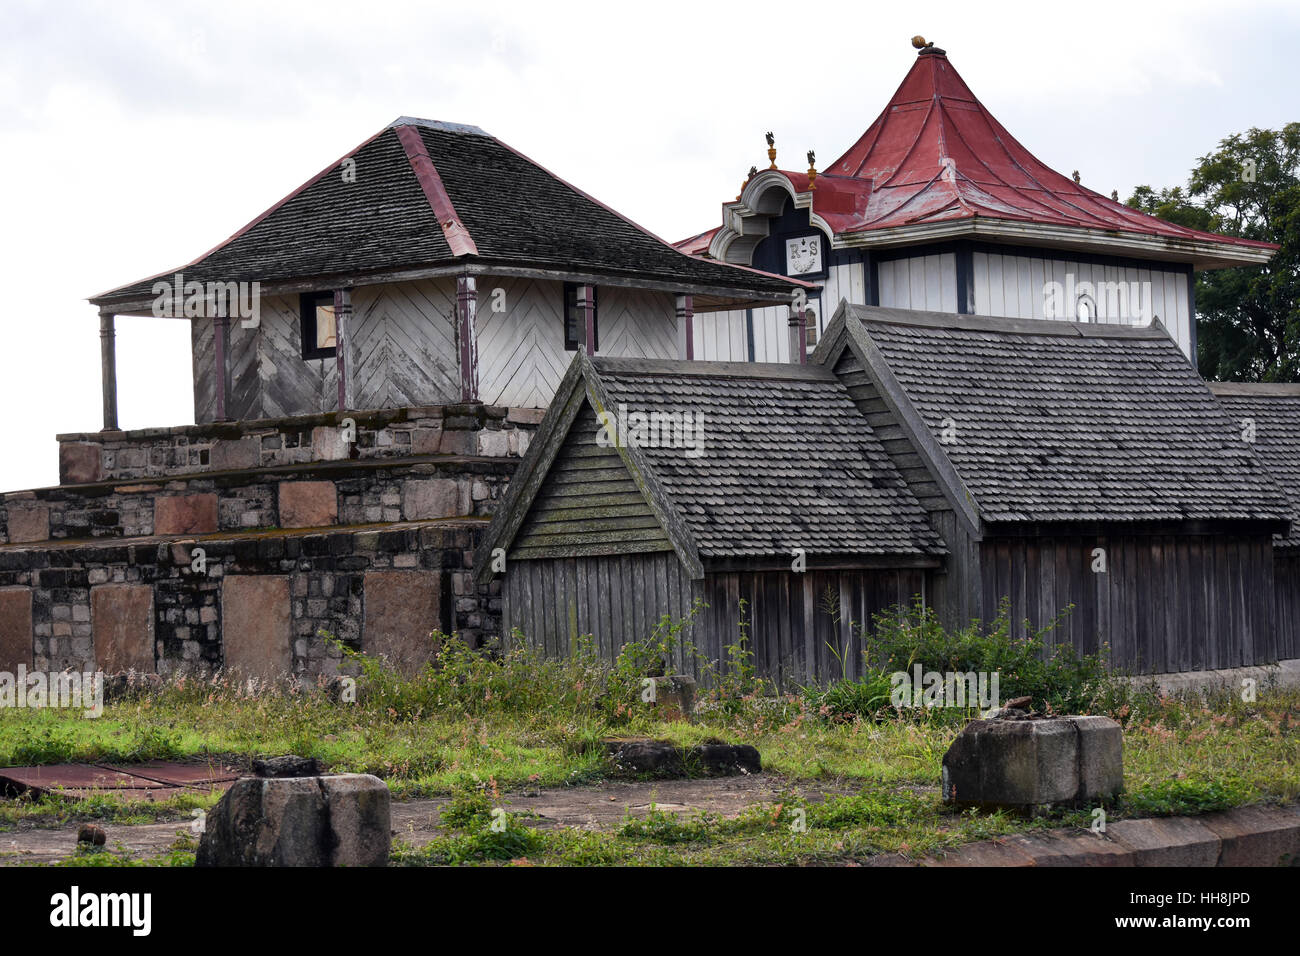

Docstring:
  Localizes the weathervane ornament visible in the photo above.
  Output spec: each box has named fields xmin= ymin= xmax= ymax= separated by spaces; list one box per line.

xmin=766 ymin=132 xmax=777 ymax=170
xmin=806 ymin=150 xmax=817 ymax=190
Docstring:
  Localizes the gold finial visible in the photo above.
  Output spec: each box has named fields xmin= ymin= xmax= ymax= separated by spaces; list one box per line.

xmin=765 ymin=131 xmax=777 ymax=170
xmin=912 ymin=35 xmax=943 ymax=54
xmin=1072 ymin=170 xmax=1081 ymax=184
xmin=806 ymin=150 xmax=818 ymax=190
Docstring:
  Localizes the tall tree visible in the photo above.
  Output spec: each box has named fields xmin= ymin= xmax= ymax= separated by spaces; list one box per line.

xmin=1126 ymin=124 xmax=1300 ymax=382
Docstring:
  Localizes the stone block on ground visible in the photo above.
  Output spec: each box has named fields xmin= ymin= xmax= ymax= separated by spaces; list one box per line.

xmin=602 ymin=739 xmax=761 ymax=777
xmin=278 ymin=481 xmax=338 ymax=529
xmin=942 ymin=715 xmax=1122 ymax=808
xmin=154 ymin=493 xmax=218 ymax=535
xmin=195 ymin=773 xmax=390 ymax=867
xmin=91 ymin=584 xmax=155 ymax=673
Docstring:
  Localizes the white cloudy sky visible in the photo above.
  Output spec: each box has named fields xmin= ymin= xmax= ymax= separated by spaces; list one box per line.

xmin=1 ymin=0 xmax=1297 ymax=491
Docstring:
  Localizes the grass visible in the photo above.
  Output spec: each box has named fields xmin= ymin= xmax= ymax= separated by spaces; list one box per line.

xmin=0 ymin=610 xmax=1296 ymax=863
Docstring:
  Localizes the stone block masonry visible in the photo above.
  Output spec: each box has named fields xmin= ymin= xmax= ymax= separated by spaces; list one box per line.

xmin=55 ymin=404 xmax=539 ymax=484
xmin=0 ymin=521 xmax=497 ymax=679
xmin=0 ymin=455 xmax=516 ymax=545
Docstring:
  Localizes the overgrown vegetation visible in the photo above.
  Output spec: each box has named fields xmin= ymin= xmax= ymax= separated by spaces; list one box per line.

xmin=1 ymin=600 xmax=1296 ymax=864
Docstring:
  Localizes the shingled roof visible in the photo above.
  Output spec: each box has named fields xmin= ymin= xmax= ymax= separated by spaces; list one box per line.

xmin=477 ymin=355 xmax=945 ymax=580
xmin=1210 ymin=384 xmax=1300 ymax=551
xmin=684 ymin=48 xmax=1275 ymax=270
xmin=815 ymin=303 xmax=1292 ymax=532
xmin=92 ymin=118 xmax=806 ymax=312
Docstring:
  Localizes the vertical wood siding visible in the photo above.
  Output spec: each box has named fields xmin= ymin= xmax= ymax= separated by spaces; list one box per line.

xmin=877 ymin=254 xmax=958 ymax=313
xmin=503 ymin=553 xmax=928 ymax=687
xmin=971 ymin=251 xmax=1192 ymax=357
xmin=979 ymin=534 xmax=1278 ymax=673
xmin=1276 ymin=554 xmax=1300 ymax=662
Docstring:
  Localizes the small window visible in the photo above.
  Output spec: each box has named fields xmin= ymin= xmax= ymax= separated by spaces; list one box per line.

xmin=1076 ymin=294 xmax=1096 ymax=324
xmin=804 ymin=307 xmax=819 ymax=349
xmin=563 ymin=283 xmax=598 ymax=352
xmin=300 ymin=292 xmax=337 ymax=359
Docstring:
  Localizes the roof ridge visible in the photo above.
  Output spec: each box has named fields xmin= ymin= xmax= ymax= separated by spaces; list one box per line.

xmin=845 ymin=303 xmax=1171 ymax=340
xmin=591 ymin=356 xmax=836 ymax=381
xmin=389 ymin=116 xmax=489 ymax=137
xmin=394 ymin=124 xmax=478 ymax=257
xmin=1210 ymin=383 xmax=1300 ymax=397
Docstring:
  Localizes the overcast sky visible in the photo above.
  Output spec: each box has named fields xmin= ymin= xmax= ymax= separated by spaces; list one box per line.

xmin=1 ymin=0 xmax=1297 ymax=492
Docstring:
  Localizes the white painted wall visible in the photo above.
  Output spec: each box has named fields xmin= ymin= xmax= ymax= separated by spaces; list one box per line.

xmin=877 ymin=253 xmax=958 ymax=313
xmin=971 ymin=251 xmax=1192 ymax=355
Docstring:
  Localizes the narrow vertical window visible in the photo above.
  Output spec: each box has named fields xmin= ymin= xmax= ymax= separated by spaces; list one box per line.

xmin=563 ymin=283 xmax=597 ymax=352
xmin=300 ymin=292 xmax=337 ymax=359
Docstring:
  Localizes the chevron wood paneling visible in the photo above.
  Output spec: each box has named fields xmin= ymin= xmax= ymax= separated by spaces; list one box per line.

xmin=599 ymin=288 xmax=677 ymax=360
xmin=476 ymin=276 xmax=570 ymax=408
xmin=191 ymin=279 xmax=682 ymax=419
xmin=350 ymin=279 xmax=459 ymax=408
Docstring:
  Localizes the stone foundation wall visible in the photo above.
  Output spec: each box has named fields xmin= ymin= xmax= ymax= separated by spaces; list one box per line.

xmin=0 ymin=457 xmax=517 ymax=545
xmin=0 ymin=522 xmax=494 ymax=679
xmin=55 ymin=403 xmax=543 ymax=485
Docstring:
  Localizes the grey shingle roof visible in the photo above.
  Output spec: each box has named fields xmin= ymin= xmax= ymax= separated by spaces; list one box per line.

xmin=834 ymin=305 xmax=1290 ymax=527
xmin=590 ymin=358 xmax=946 ymax=558
xmin=93 ymin=119 xmax=800 ymax=306
xmin=1211 ymin=385 xmax=1300 ymax=550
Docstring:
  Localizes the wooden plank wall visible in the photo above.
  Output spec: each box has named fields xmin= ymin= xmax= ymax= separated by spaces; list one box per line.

xmin=510 ymin=405 xmax=673 ymax=559
xmin=503 ymin=553 xmax=927 ymax=688
xmin=192 ymin=282 xmax=460 ymax=421
xmin=503 ymin=551 xmax=700 ymax=675
xmin=832 ymin=348 xmax=982 ymax=628
xmin=970 ymin=252 xmax=1192 ymax=358
xmin=350 ymin=279 xmax=459 ymax=408
xmin=1276 ymin=553 xmax=1300 ymax=662
xmin=979 ymin=534 xmax=1278 ymax=673
xmin=877 ymin=253 xmax=959 ymax=313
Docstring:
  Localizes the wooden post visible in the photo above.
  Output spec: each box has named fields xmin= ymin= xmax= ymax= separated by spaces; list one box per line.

xmin=457 ymin=276 xmax=478 ymax=402
xmin=334 ymin=288 xmax=354 ymax=411
xmin=788 ymin=306 xmax=808 ymax=365
xmin=213 ymin=314 xmax=231 ymax=421
xmin=676 ymin=294 xmax=694 ymax=360
xmin=579 ymin=284 xmax=596 ymax=357
xmin=99 ymin=313 xmax=118 ymax=431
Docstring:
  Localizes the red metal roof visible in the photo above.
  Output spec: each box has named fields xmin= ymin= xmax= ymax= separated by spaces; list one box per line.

xmin=679 ymin=50 xmax=1275 ymax=263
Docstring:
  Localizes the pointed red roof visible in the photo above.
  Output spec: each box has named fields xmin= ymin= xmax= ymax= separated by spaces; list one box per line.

xmin=684 ymin=49 xmax=1275 ymax=268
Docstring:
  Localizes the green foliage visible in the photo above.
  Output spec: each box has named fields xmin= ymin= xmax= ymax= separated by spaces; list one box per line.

xmin=1124 ymin=776 xmax=1251 ymax=816
xmin=1126 ymin=123 xmax=1300 ymax=382
xmin=803 ymin=598 xmax=1119 ymax=721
